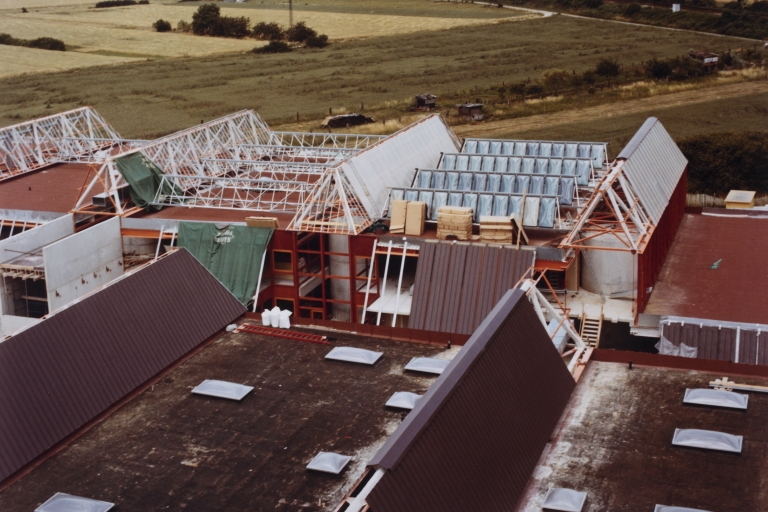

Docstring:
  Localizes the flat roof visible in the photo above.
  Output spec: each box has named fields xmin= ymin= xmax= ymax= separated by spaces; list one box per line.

xmin=0 ymin=163 xmax=101 ymax=214
xmin=0 ymin=328 xmax=445 ymax=511
xmin=517 ymin=361 xmax=768 ymax=511
xmin=644 ymin=213 xmax=768 ymax=324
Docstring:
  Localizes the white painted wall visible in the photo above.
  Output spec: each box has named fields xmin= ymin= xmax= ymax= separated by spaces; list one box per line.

xmin=43 ymin=217 xmax=124 ymax=313
xmin=0 ymin=214 xmax=74 ymax=263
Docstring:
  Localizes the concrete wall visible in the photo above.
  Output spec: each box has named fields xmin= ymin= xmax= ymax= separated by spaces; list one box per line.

xmin=0 ymin=214 xmax=74 ymax=263
xmin=43 ymin=217 xmax=124 ymax=313
xmin=580 ymin=233 xmax=635 ymax=296
xmin=0 ymin=215 xmax=74 ymax=316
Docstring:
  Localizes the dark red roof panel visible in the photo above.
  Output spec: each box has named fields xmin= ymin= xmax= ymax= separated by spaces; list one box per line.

xmin=645 ymin=213 xmax=768 ymax=324
xmin=0 ymin=249 xmax=245 ymax=484
xmin=367 ymin=288 xmax=575 ymax=512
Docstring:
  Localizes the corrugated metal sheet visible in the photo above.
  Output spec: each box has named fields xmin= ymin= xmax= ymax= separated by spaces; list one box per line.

xmin=408 ymin=242 xmax=436 ymax=329
xmin=0 ymin=249 xmax=245 ymax=484
xmin=662 ymin=318 xmax=768 ymax=366
xmin=341 ymin=115 xmax=461 ymax=219
xmin=618 ymin=117 xmax=688 ymax=224
xmin=409 ymin=242 xmax=534 ymax=335
xmin=367 ymin=288 xmax=575 ymax=512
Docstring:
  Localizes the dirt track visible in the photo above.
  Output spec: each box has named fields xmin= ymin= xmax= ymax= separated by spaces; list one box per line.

xmin=453 ymin=80 xmax=768 ymax=139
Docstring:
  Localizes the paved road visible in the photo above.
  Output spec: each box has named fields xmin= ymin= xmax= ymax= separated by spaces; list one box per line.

xmin=452 ymin=80 xmax=768 ymax=139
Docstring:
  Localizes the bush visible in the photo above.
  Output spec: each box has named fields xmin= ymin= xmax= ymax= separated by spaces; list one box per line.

xmin=153 ymin=19 xmax=172 ymax=32
xmin=252 ymin=21 xmax=285 ymax=40
xmin=305 ymin=33 xmax=328 ymax=48
xmin=177 ymin=20 xmax=192 ymax=32
xmin=286 ymin=21 xmax=316 ymax=43
xmin=643 ymin=57 xmax=673 ymax=79
xmin=541 ymin=68 xmax=571 ymax=93
xmin=680 ymin=131 xmax=768 ymax=194
xmin=254 ymin=40 xmax=291 ymax=53
xmin=625 ymin=2 xmax=642 ymax=15
xmin=748 ymin=0 xmax=768 ymax=11
xmin=28 ymin=37 xmax=66 ymax=51
xmin=584 ymin=0 xmax=603 ymax=7
xmin=526 ymin=84 xmax=544 ymax=97
xmin=191 ymin=4 xmax=250 ymax=38
xmin=95 ymin=0 xmax=137 ymax=7
xmin=192 ymin=4 xmax=221 ymax=35
xmin=595 ymin=57 xmax=621 ymax=79
xmin=0 ymin=32 xmax=65 ymax=51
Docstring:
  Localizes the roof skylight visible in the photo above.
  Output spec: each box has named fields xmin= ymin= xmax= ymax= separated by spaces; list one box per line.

xmin=191 ymin=380 xmax=254 ymax=401
xmin=654 ymin=506 xmax=713 ymax=512
xmin=385 ymin=391 xmax=422 ymax=410
xmin=306 ymin=452 xmax=352 ymax=474
xmin=36 ymin=492 xmax=115 ymax=512
xmin=404 ymin=357 xmax=450 ymax=375
xmin=672 ymin=428 xmax=743 ymax=453
xmin=542 ymin=488 xmax=587 ymax=511
xmin=684 ymin=388 xmax=748 ymax=410
xmin=325 ymin=347 xmax=383 ymax=365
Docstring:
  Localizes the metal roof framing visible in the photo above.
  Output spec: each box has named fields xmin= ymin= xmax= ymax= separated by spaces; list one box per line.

xmin=0 ymin=107 xmax=122 ymax=181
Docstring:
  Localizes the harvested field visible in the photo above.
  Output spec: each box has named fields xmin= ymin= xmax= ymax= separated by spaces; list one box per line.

xmin=454 ymin=81 xmax=768 ymax=149
xmin=0 ymin=16 xmax=749 ymax=138
xmin=0 ymin=1 xmax=531 ymax=77
xmin=0 ymin=42 xmax=136 ymax=76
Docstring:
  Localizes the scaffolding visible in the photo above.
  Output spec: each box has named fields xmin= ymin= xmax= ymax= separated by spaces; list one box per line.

xmin=0 ymin=107 xmax=122 ymax=180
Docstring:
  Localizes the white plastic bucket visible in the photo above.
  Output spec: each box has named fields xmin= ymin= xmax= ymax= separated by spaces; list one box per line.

xmin=261 ymin=311 xmax=272 ymax=326
xmin=278 ymin=310 xmax=292 ymax=329
xmin=270 ymin=306 xmax=281 ymax=328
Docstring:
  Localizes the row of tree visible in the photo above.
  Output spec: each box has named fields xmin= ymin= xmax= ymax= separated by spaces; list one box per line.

xmin=153 ymin=5 xmax=328 ymax=48
xmin=0 ymin=33 xmax=65 ymax=51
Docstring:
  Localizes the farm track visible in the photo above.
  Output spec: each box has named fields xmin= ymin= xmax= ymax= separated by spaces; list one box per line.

xmin=453 ymin=80 xmax=768 ymax=139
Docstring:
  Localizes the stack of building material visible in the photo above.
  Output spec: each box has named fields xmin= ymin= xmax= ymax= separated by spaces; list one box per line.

xmin=405 ymin=201 xmax=427 ymax=236
xmin=479 ymin=216 xmax=515 ymax=243
xmin=436 ymin=206 xmax=473 ymax=240
xmin=245 ymin=216 xmax=280 ymax=228
xmin=389 ymin=200 xmax=408 ymax=234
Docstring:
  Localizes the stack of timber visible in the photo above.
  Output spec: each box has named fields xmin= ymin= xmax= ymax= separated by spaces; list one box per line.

xmin=479 ymin=216 xmax=515 ymax=243
xmin=245 ymin=216 xmax=280 ymax=229
xmin=389 ymin=200 xmax=408 ymax=234
xmin=405 ymin=201 xmax=427 ymax=236
xmin=436 ymin=206 xmax=473 ymax=240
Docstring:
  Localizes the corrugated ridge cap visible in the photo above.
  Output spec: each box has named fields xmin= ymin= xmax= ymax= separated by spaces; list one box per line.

xmin=617 ymin=116 xmax=659 ymax=160
xmin=369 ymin=288 xmax=526 ymax=470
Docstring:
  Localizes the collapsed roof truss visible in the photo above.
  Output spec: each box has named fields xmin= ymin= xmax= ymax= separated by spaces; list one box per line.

xmin=74 ymin=110 xmax=279 ymax=214
xmin=560 ymin=159 xmax=654 ymax=253
xmin=271 ymin=131 xmax=385 ymax=150
xmin=0 ymin=107 xmax=122 ymax=180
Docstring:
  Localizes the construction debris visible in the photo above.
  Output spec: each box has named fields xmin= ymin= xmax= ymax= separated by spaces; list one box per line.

xmin=436 ymin=206 xmax=473 ymax=240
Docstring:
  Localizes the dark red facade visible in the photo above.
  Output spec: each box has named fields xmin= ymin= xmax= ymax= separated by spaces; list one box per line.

xmin=637 ymin=168 xmax=687 ymax=315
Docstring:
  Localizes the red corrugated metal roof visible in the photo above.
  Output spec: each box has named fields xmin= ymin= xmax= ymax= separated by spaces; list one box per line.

xmin=0 ymin=249 xmax=245 ymax=484
xmin=366 ymin=288 xmax=575 ymax=512
xmin=645 ymin=213 xmax=768 ymax=324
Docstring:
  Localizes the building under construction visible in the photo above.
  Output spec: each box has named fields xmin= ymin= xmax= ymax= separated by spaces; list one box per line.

xmin=1 ymin=107 xmax=766 ymax=511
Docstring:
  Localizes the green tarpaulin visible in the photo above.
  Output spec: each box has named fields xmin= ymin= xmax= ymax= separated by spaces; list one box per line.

xmin=177 ymin=222 xmax=273 ymax=305
xmin=115 ymin=153 xmax=181 ymax=211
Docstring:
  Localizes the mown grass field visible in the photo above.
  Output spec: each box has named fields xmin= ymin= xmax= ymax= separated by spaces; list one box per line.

xmin=0 ymin=15 xmax=752 ymax=139
xmin=0 ymin=0 xmax=529 ymax=76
